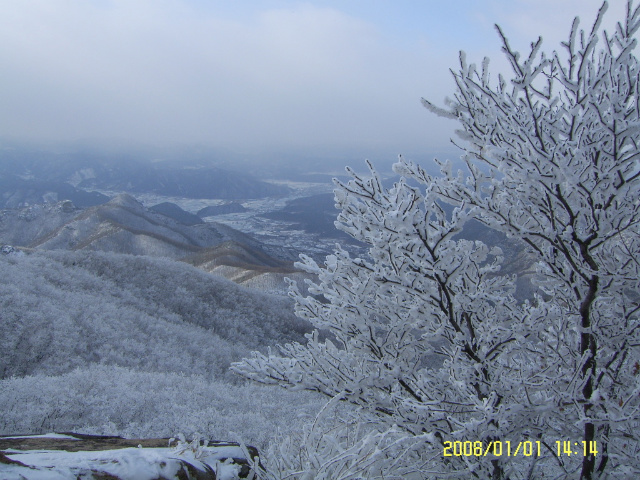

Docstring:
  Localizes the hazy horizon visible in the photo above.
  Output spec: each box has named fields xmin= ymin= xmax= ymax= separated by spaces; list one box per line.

xmin=1 ymin=1 xmax=628 ymax=157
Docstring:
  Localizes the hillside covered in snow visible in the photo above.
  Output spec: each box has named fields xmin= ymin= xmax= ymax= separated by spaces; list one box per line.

xmin=0 ymin=248 xmax=323 ymax=449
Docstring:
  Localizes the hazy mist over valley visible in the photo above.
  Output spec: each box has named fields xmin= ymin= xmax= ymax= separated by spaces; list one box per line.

xmin=0 ymin=138 xmax=533 ymax=441
xmin=0 ymin=142 xmax=370 ymax=455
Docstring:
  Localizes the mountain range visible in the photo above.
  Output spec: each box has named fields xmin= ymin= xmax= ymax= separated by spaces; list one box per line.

xmin=0 ymin=194 xmax=314 ymax=294
xmin=0 ymin=146 xmax=289 ymax=208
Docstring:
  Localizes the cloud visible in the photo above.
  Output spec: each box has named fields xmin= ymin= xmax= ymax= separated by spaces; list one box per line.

xmin=0 ymin=1 xmax=456 ymax=154
xmin=0 ymin=0 xmax=631 ymax=156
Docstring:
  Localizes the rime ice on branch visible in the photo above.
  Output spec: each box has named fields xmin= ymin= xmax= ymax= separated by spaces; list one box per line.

xmin=234 ymin=2 xmax=640 ymax=478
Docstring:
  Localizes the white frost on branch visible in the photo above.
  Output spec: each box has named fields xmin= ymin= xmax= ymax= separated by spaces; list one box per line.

xmin=233 ymin=2 xmax=640 ymax=478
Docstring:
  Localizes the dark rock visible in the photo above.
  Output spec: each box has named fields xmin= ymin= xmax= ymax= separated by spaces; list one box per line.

xmin=60 ymin=200 xmax=76 ymax=213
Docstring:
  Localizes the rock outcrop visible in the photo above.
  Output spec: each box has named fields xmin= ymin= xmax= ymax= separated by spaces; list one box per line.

xmin=0 ymin=433 xmax=259 ymax=480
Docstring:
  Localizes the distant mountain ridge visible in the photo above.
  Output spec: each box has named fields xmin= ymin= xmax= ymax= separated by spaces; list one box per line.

xmin=0 ymin=176 xmax=109 ymax=209
xmin=0 ymin=194 xmax=306 ymax=293
xmin=149 ymin=202 xmax=204 ymax=225
xmin=0 ymin=151 xmax=290 ymax=200
xmin=76 ymin=164 xmax=289 ymax=199
xmin=28 ymin=194 xmax=232 ymax=254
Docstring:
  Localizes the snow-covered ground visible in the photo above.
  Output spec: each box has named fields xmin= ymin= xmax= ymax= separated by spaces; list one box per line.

xmin=3 ymin=444 xmax=248 ymax=480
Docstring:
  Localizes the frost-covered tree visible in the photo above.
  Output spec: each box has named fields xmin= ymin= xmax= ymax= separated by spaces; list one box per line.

xmin=234 ymin=2 xmax=640 ymax=479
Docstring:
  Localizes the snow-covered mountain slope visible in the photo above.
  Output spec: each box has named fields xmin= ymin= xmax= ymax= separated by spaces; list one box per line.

xmin=0 ymin=195 xmax=311 ymax=293
xmin=0 ymin=246 xmax=324 ymax=450
xmin=28 ymin=194 xmax=253 ymax=254
xmin=0 ymin=249 xmax=310 ymax=382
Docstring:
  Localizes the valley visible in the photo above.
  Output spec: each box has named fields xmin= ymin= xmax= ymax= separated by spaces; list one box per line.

xmin=0 ymin=152 xmax=369 ymax=295
xmin=0 ymin=149 xmax=534 ymax=467
xmin=0 ymin=152 xmax=351 ymax=449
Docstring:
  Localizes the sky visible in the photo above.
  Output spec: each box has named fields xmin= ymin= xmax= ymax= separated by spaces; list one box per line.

xmin=0 ymin=0 xmax=631 ymax=160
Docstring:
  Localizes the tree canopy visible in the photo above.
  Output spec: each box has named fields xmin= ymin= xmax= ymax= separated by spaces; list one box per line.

xmin=234 ymin=2 xmax=640 ymax=478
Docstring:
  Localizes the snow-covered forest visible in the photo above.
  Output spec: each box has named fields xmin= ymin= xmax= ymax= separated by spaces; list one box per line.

xmin=0 ymin=250 xmax=323 ymax=449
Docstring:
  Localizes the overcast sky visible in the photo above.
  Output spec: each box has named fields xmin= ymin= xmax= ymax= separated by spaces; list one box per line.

xmin=0 ymin=0 xmax=629 ymax=158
